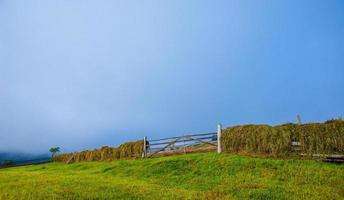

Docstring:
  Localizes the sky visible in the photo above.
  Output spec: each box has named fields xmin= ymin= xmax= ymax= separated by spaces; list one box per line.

xmin=0 ymin=0 xmax=343 ymax=153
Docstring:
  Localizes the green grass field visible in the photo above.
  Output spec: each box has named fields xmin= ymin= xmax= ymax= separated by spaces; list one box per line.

xmin=0 ymin=153 xmax=343 ymax=200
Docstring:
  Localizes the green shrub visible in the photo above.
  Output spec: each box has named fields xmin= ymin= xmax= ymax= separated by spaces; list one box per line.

xmin=221 ymin=120 xmax=344 ymax=157
xmin=53 ymin=140 xmax=144 ymax=163
xmin=295 ymin=121 xmax=344 ymax=156
xmin=221 ymin=124 xmax=292 ymax=157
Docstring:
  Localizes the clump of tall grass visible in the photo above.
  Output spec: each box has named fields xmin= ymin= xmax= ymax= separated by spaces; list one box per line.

xmin=53 ymin=140 xmax=144 ymax=163
xmin=221 ymin=120 xmax=344 ymax=157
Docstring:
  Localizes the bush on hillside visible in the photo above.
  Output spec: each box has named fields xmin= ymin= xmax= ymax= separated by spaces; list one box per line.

xmin=53 ymin=140 xmax=144 ymax=163
xmin=221 ymin=120 xmax=344 ymax=157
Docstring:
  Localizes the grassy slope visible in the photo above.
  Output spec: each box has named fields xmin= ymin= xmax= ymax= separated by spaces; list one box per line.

xmin=0 ymin=153 xmax=343 ymax=200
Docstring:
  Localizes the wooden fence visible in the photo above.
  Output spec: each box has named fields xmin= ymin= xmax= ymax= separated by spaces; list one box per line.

xmin=142 ymin=124 xmax=222 ymax=158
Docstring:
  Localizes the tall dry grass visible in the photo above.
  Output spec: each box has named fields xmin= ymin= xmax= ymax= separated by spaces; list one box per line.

xmin=53 ymin=140 xmax=143 ymax=163
xmin=221 ymin=120 xmax=344 ymax=157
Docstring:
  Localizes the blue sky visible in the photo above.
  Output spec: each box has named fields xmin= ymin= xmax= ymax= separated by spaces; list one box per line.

xmin=0 ymin=0 xmax=343 ymax=153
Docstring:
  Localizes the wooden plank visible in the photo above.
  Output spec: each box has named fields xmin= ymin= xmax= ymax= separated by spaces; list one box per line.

xmin=300 ymin=153 xmax=344 ymax=158
xmin=324 ymin=159 xmax=344 ymax=164
xmin=66 ymin=154 xmax=75 ymax=164
xmin=143 ymin=136 xmax=147 ymax=158
xmin=291 ymin=141 xmax=301 ymax=146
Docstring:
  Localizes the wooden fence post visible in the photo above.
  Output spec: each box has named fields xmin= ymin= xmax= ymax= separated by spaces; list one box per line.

xmin=182 ymin=135 xmax=186 ymax=154
xmin=143 ymin=136 xmax=147 ymax=158
xmin=217 ymin=123 xmax=222 ymax=153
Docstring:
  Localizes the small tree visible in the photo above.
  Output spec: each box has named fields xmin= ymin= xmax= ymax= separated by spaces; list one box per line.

xmin=49 ymin=147 xmax=60 ymax=158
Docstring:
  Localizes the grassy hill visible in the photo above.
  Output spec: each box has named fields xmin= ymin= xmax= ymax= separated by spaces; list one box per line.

xmin=0 ymin=153 xmax=343 ymax=200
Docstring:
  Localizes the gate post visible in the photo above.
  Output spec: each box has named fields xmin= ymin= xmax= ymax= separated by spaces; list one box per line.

xmin=217 ymin=123 xmax=222 ymax=153
xmin=143 ymin=136 xmax=147 ymax=158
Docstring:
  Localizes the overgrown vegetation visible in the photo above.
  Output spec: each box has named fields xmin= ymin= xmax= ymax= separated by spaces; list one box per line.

xmin=221 ymin=119 xmax=344 ymax=157
xmin=0 ymin=153 xmax=343 ymax=200
xmin=53 ymin=140 xmax=143 ymax=163
xmin=53 ymin=119 xmax=344 ymax=163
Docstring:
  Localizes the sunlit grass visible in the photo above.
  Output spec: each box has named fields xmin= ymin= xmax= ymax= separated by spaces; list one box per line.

xmin=0 ymin=153 xmax=343 ymax=200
